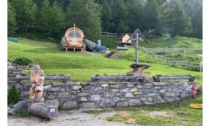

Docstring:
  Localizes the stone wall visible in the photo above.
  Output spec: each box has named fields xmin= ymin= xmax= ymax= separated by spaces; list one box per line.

xmin=7 ymin=62 xmax=31 ymax=89
xmin=16 ymin=82 xmax=197 ymax=109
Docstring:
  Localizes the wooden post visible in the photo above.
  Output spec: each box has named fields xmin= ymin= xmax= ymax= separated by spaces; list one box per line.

xmin=135 ymin=32 xmax=140 ymax=64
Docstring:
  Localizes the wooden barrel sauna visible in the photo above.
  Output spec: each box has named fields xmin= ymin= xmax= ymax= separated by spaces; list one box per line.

xmin=64 ymin=26 xmax=84 ymax=51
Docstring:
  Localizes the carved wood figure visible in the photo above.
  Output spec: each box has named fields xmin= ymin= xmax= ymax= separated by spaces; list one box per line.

xmin=28 ymin=65 xmax=58 ymax=119
xmin=29 ymin=65 xmax=44 ymax=100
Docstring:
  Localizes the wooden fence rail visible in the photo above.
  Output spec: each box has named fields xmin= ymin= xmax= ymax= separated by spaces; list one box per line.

xmin=145 ymin=48 xmax=202 ymax=54
xmin=15 ymin=75 xmax=70 ymax=83
xmin=91 ymin=75 xmax=144 ymax=82
xmin=141 ymin=47 xmax=201 ymax=70
xmin=99 ymin=32 xmax=132 ymax=37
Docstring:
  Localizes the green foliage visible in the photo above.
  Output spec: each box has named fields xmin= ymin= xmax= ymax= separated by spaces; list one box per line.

xmin=8 ymin=86 xmax=20 ymax=105
xmin=65 ymin=0 xmax=102 ymax=38
xmin=15 ymin=110 xmax=31 ymax=117
xmin=164 ymin=0 xmax=192 ymax=37
xmin=10 ymin=0 xmax=37 ymax=33
xmin=8 ymin=3 xmax=17 ymax=36
xmin=14 ymin=57 xmax=32 ymax=65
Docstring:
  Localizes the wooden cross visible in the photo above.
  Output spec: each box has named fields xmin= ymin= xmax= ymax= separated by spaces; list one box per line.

xmin=135 ymin=31 xmax=140 ymax=64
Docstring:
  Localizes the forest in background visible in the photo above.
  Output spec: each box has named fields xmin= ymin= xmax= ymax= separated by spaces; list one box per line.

xmin=8 ymin=0 xmax=202 ymax=42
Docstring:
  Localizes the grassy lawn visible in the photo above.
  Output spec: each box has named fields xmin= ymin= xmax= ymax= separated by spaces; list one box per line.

xmin=8 ymin=37 xmax=202 ymax=84
xmin=141 ymin=34 xmax=202 ymax=49
xmin=107 ymin=95 xmax=202 ymax=126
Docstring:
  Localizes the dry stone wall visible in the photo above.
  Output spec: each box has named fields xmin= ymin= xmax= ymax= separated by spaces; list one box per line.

xmin=16 ymin=82 xmax=197 ymax=109
xmin=8 ymin=62 xmax=31 ymax=89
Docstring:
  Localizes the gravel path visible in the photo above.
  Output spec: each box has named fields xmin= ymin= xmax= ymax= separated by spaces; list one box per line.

xmin=8 ymin=108 xmax=138 ymax=126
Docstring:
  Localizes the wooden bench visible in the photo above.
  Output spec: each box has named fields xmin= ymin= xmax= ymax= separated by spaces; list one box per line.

xmin=15 ymin=74 xmax=70 ymax=83
xmin=91 ymin=75 xmax=145 ymax=82
xmin=153 ymin=75 xmax=195 ymax=82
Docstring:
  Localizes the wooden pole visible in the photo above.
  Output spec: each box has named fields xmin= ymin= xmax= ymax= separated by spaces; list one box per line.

xmin=135 ymin=32 xmax=140 ymax=64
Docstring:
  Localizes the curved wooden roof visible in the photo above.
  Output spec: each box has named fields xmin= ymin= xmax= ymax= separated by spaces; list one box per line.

xmin=65 ymin=27 xmax=84 ymax=39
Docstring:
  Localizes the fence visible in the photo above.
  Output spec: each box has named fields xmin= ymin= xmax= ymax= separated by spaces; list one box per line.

xmin=141 ymin=47 xmax=201 ymax=70
xmin=99 ymin=32 xmax=132 ymax=37
xmin=145 ymin=48 xmax=202 ymax=54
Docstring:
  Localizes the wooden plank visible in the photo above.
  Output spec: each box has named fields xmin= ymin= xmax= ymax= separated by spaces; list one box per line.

xmin=153 ymin=75 xmax=195 ymax=82
xmin=15 ymin=75 xmax=70 ymax=82
xmin=91 ymin=75 xmax=143 ymax=82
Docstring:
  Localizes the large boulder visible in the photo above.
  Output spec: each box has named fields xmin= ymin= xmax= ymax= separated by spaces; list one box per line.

xmin=83 ymin=39 xmax=97 ymax=52
xmin=60 ymin=36 xmax=66 ymax=48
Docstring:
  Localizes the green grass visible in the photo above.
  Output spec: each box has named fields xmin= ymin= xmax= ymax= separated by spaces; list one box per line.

xmin=8 ymin=37 xmax=202 ymax=84
xmin=82 ymin=109 xmax=109 ymax=115
xmin=141 ymin=34 xmax=202 ymax=49
xmin=107 ymin=95 xmax=202 ymax=126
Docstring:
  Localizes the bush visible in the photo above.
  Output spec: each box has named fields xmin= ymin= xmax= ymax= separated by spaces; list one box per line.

xmin=8 ymin=85 xmax=20 ymax=105
xmin=14 ymin=57 xmax=32 ymax=65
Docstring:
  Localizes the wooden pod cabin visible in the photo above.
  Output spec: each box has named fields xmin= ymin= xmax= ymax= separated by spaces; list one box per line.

xmin=119 ymin=34 xmax=131 ymax=45
xmin=64 ymin=26 xmax=84 ymax=51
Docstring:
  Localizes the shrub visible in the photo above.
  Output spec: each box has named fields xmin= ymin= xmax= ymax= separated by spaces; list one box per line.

xmin=8 ymin=85 xmax=20 ymax=105
xmin=14 ymin=57 xmax=32 ymax=65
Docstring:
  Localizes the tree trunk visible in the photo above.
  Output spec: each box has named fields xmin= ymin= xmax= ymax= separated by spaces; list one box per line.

xmin=28 ymin=103 xmax=58 ymax=119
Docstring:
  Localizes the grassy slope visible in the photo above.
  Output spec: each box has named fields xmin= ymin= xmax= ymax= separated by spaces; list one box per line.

xmin=141 ymin=34 xmax=202 ymax=48
xmin=8 ymin=37 xmax=202 ymax=83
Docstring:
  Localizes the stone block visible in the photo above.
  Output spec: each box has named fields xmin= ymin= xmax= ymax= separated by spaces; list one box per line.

xmin=154 ymin=96 xmax=165 ymax=104
xmin=77 ymin=92 xmax=89 ymax=97
xmin=101 ymin=84 xmax=109 ymax=88
xmin=81 ymin=102 xmax=97 ymax=108
xmin=8 ymin=62 xmax=12 ymax=66
xmin=44 ymin=99 xmax=59 ymax=108
xmin=99 ymin=98 xmax=116 ymax=107
xmin=8 ymin=66 xmax=16 ymax=71
xmin=109 ymin=85 xmax=119 ymax=88
xmin=129 ymin=99 xmax=141 ymax=106
xmin=136 ymin=85 xmax=143 ymax=89
xmin=125 ymin=93 xmax=134 ymax=97
xmin=113 ymin=97 xmax=120 ymax=102
xmin=58 ymin=92 xmax=69 ymax=99
xmin=159 ymin=89 xmax=166 ymax=94
xmin=43 ymin=85 xmax=52 ymax=91
xmin=127 ymin=84 xmax=134 ymax=88
xmin=143 ymin=83 xmax=153 ymax=88
xmin=117 ymin=101 xmax=128 ymax=107
xmin=73 ymin=85 xmax=82 ymax=90
xmin=122 ymin=88 xmax=129 ymax=93
xmin=91 ymin=95 xmax=101 ymax=101
xmin=112 ymin=89 xmax=119 ymax=92
xmin=50 ymin=87 xmax=60 ymax=92
xmin=165 ymin=92 xmax=176 ymax=97
xmin=130 ymin=88 xmax=137 ymax=93
xmin=79 ymin=97 xmax=88 ymax=102
xmin=62 ymin=101 xmax=77 ymax=108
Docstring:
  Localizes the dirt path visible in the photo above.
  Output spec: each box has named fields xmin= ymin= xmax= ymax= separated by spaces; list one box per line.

xmin=8 ymin=108 xmax=138 ymax=126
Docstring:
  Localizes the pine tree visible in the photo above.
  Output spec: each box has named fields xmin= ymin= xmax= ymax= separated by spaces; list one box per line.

xmin=8 ymin=3 xmax=17 ymax=36
xmin=48 ymin=2 xmax=64 ymax=37
xmin=165 ymin=0 xmax=192 ymax=37
xmin=65 ymin=0 xmax=102 ymax=38
xmin=10 ymin=0 xmax=36 ymax=33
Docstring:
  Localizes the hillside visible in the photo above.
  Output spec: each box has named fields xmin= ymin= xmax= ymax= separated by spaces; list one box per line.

xmin=8 ymin=36 xmax=202 ymax=83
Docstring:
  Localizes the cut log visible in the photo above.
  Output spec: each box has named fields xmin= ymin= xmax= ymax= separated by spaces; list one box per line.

xmin=91 ymin=75 xmax=144 ymax=82
xmin=15 ymin=75 xmax=70 ymax=82
xmin=28 ymin=103 xmax=58 ymax=119
xmin=153 ymin=75 xmax=195 ymax=82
